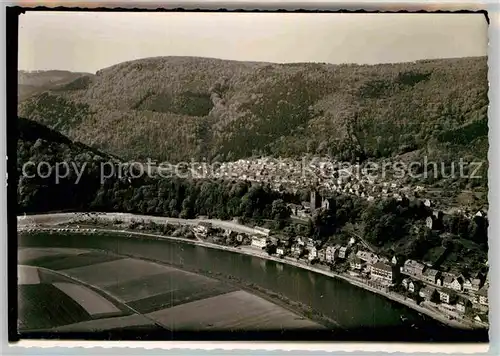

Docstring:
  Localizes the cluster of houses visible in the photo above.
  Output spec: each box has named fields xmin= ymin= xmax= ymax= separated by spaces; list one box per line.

xmin=187 ymin=156 xmax=487 ymax=228
xmin=398 ymin=259 xmax=489 ymax=313
xmin=248 ymin=233 xmax=489 ymax=320
xmin=191 ymin=156 xmax=437 ymax=206
xmin=193 ymin=222 xmax=251 ymax=245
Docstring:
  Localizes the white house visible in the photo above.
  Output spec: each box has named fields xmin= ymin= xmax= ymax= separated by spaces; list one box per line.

xmin=450 ymin=277 xmax=463 ymax=292
xmin=462 ymin=277 xmax=473 ymax=291
xmin=349 ymin=255 xmax=363 ymax=270
xmin=251 ymin=236 xmax=267 ymax=249
xmin=439 ymin=289 xmax=453 ymax=304
xmin=456 ymin=298 xmax=471 ymax=314
xmin=338 ymin=246 xmax=349 ymax=259
xmin=308 ymin=246 xmax=318 ymax=261
xmin=471 ymin=278 xmax=483 ymax=292
xmin=325 ymin=245 xmax=339 ymax=263
xmin=402 ymin=259 xmax=425 ymax=277
xmin=478 ymin=286 xmax=488 ymax=306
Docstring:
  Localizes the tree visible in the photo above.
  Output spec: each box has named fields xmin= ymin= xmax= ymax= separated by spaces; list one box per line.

xmin=271 ymin=199 xmax=291 ymax=219
xmin=430 ymin=290 xmax=441 ymax=304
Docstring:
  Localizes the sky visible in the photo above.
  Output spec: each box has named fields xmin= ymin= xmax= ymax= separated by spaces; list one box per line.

xmin=18 ymin=12 xmax=488 ymax=73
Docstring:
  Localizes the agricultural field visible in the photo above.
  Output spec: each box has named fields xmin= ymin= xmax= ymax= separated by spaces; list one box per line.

xmin=61 ymin=258 xmax=172 ymax=287
xmin=53 ymin=282 xmax=122 ymax=317
xmin=21 ymin=251 xmax=123 ymax=271
xmin=147 ymin=290 xmax=322 ymax=331
xmin=104 ymin=269 xmax=219 ymax=303
xmin=18 ymin=284 xmax=91 ymax=330
xmin=50 ymin=314 xmax=159 ymax=332
xmin=126 ymin=280 xmax=238 ymax=314
xmin=18 ymin=247 xmax=87 ymax=263
xmin=18 ymin=265 xmax=41 ymax=285
xmin=19 ymin=246 xmax=321 ymax=332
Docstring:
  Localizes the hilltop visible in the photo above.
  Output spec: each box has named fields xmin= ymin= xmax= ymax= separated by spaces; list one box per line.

xmin=18 ymin=56 xmax=488 ymax=167
xmin=18 ymin=70 xmax=94 ymax=102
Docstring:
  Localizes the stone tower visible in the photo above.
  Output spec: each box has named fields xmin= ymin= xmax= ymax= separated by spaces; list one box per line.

xmin=310 ymin=190 xmax=317 ymax=214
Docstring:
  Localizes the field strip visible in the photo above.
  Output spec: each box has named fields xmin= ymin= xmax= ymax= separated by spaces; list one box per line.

xmin=105 ymin=274 xmax=188 ymax=303
xmin=60 ymin=258 xmax=175 ymax=288
xmin=18 ymin=247 xmax=89 ymax=263
xmin=32 ymin=265 xmax=169 ymax=331
xmin=53 ymin=282 xmax=122 ymax=316
xmin=49 ymin=314 xmax=156 ymax=332
xmin=24 ymin=251 xmax=123 ymax=271
xmin=146 ymin=290 xmax=321 ymax=331
xmin=18 ymin=265 xmax=41 ymax=285
xmin=18 ymin=284 xmax=91 ymax=331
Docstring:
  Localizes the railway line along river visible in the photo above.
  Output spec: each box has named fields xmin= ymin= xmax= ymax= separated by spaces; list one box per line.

xmin=18 ymin=228 xmax=488 ymax=342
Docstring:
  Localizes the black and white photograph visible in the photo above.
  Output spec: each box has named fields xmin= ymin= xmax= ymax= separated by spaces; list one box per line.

xmin=8 ymin=7 xmax=491 ymax=347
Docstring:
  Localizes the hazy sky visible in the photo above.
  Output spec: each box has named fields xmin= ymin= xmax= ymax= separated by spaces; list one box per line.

xmin=19 ymin=12 xmax=488 ymax=73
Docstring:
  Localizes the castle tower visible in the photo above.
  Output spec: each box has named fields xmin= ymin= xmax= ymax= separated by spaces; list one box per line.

xmin=310 ymin=190 xmax=317 ymax=214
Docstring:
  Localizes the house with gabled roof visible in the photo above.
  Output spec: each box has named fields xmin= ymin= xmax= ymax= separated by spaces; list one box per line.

xmin=402 ymin=259 xmax=426 ymax=277
xmin=456 ymin=297 xmax=472 ymax=314
xmin=338 ymin=246 xmax=349 ymax=259
xmin=423 ymin=268 xmax=440 ymax=284
xmin=450 ymin=276 xmax=464 ymax=292
xmin=477 ymin=286 xmax=488 ymax=306
xmin=438 ymin=289 xmax=455 ymax=304
xmin=349 ymin=255 xmax=363 ymax=270
xmin=325 ymin=245 xmax=340 ymax=263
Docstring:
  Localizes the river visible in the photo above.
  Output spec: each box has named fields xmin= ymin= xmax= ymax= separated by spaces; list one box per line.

xmin=19 ymin=231 xmax=488 ymax=342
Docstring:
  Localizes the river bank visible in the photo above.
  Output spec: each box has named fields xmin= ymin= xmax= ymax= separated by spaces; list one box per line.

xmin=19 ymin=218 xmax=476 ymax=331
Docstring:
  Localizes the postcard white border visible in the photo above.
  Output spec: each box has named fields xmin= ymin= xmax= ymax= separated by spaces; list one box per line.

xmin=1 ymin=1 xmax=498 ymax=354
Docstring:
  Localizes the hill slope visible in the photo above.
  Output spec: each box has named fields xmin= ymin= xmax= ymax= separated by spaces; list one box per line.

xmin=18 ymin=56 xmax=488 ymax=164
xmin=17 ymin=117 xmax=116 ymax=213
xmin=18 ymin=70 xmax=94 ymax=102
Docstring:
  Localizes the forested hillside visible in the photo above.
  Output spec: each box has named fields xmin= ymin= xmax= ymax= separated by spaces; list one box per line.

xmin=18 ymin=56 xmax=488 ymax=165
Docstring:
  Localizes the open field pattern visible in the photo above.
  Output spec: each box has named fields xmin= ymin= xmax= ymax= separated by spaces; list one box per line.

xmin=147 ymin=290 xmax=322 ymax=331
xmin=49 ymin=314 xmax=159 ymax=332
xmin=18 ymin=247 xmax=88 ymax=263
xmin=53 ymin=282 xmax=122 ymax=317
xmin=37 ymin=268 xmax=77 ymax=284
xmin=104 ymin=270 xmax=218 ymax=303
xmin=18 ymin=284 xmax=91 ymax=330
xmin=18 ymin=265 xmax=41 ymax=285
xmin=21 ymin=251 xmax=123 ymax=271
xmin=126 ymin=280 xmax=238 ymax=314
xmin=60 ymin=258 xmax=173 ymax=287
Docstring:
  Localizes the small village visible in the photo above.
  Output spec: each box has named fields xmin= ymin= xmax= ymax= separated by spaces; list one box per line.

xmin=191 ymin=220 xmax=489 ymax=329
xmin=188 ymin=156 xmax=485 ymax=217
